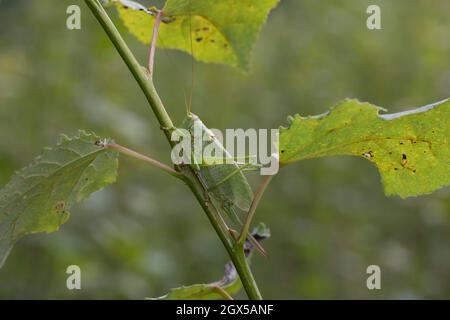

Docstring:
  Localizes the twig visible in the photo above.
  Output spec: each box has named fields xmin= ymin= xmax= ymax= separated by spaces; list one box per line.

xmin=148 ymin=10 xmax=162 ymax=77
xmin=104 ymin=143 xmax=182 ymax=179
xmin=84 ymin=0 xmax=173 ymax=137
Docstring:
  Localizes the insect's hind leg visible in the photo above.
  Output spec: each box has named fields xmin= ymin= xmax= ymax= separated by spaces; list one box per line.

xmin=224 ymin=205 xmax=268 ymax=258
xmin=228 ymin=227 xmax=268 ymax=258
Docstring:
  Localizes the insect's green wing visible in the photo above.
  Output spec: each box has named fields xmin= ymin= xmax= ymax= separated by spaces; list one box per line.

xmin=180 ymin=114 xmax=253 ymax=213
xmin=199 ymin=164 xmax=253 ymax=212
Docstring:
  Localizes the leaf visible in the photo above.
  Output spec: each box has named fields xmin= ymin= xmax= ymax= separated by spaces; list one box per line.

xmin=151 ymin=223 xmax=270 ymax=300
xmin=152 ymin=261 xmax=241 ymax=300
xmin=0 ymin=131 xmax=118 ymax=268
xmin=110 ymin=0 xmax=280 ymax=71
xmin=279 ymin=99 xmax=450 ymax=198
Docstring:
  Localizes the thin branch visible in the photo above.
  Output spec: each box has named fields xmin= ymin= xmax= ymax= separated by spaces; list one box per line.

xmin=104 ymin=143 xmax=182 ymax=179
xmin=238 ymin=175 xmax=274 ymax=245
xmin=84 ymin=0 xmax=174 ymax=137
xmin=232 ymin=244 xmax=262 ymax=299
xmin=148 ymin=10 xmax=163 ymax=77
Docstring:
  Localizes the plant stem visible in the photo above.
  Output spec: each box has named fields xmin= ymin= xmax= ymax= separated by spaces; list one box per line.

xmin=84 ymin=0 xmax=173 ymax=140
xmin=232 ymin=243 xmax=263 ymax=299
xmin=84 ymin=0 xmax=262 ymax=300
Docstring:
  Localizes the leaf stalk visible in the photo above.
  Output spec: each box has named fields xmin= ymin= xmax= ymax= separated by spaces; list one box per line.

xmin=104 ymin=143 xmax=182 ymax=179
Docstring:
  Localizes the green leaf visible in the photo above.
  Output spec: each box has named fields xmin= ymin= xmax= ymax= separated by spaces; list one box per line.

xmin=151 ymin=223 xmax=270 ymax=300
xmin=0 ymin=131 xmax=118 ymax=268
xmin=110 ymin=0 xmax=280 ymax=71
xmin=152 ymin=261 xmax=241 ymax=300
xmin=279 ymin=99 xmax=450 ymax=198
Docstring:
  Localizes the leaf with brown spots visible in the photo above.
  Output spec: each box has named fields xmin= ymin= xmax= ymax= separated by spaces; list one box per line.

xmin=109 ymin=0 xmax=280 ymax=71
xmin=279 ymin=99 xmax=450 ymax=198
xmin=0 ymin=131 xmax=118 ymax=268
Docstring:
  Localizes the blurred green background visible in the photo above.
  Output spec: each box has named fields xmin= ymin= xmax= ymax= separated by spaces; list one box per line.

xmin=1 ymin=0 xmax=449 ymax=299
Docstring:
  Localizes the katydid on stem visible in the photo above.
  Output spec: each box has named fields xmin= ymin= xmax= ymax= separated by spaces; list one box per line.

xmin=180 ymin=113 xmax=254 ymax=217
xmin=115 ymin=0 xmax=266 ymax=249
xmin=174 ymin=113 xmax=268 ymax=256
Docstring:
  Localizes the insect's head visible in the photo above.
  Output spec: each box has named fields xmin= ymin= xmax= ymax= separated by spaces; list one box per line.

xmin=187 ymin=112 xmax=199 ymax=120
xmin=181 ymin=112 xmax=200 ymax=129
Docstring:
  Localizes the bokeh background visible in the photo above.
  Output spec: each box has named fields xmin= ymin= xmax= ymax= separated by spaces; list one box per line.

xmin=1 ymin=0 xmax=450 ymax=299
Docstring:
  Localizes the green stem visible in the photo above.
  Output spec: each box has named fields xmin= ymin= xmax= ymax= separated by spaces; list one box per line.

xmin=84 ymin=0 xmax=173 ymax=140
xmin=232 ymin=243 xmax=263 ymax=299
xmin=84 ymin=0 xmax=262 ymax=300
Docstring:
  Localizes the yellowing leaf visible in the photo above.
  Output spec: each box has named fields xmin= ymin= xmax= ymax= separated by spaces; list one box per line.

xmin=0 ymin=131 xmax=118 ymax=267
xmin=110 ymin=0 xmax=280 ymax=71
xmin=279 ymin=99 xmax=450 ymax=198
